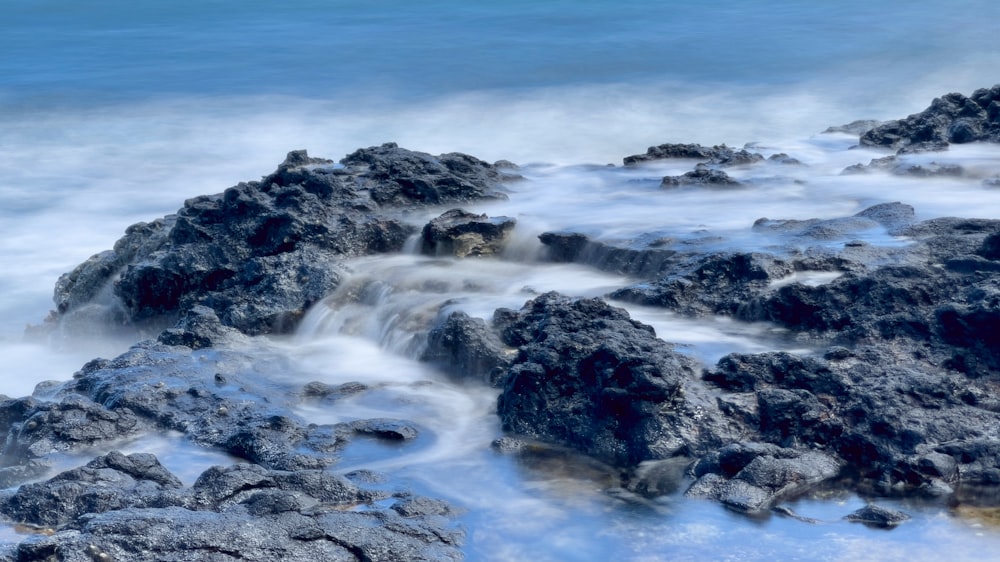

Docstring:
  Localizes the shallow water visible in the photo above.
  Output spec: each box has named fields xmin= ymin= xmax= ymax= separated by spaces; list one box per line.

xmin=3 ymin=1 xmax=1000 ymax=559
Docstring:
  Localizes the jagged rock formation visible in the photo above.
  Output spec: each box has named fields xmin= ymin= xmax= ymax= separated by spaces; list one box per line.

xmin=860 ymin=85 xmax=1000 ymax=152
xmin=50 ymin=144 xmax=511 ymax=336
xmin=9 ymin=86 xmax=1000 ymax=559
xmin=3 ymin=305 xmax=463 ymax=561
xmin=420 ymin=209 xmax=516 ymax=257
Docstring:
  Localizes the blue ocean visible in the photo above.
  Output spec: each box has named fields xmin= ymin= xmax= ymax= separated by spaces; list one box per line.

xmin=2 ymin=1 xmax=1000 ymax=559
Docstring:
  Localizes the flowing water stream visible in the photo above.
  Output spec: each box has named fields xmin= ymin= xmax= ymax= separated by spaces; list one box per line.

xmin=4 ymin=1 xmax=1000 ymax=559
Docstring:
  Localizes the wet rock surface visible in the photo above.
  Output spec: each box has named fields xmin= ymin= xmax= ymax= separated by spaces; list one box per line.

xmin=623 ymin=143 xmax=765 ymax=167
xmin=493 ymin=293 xmax=741 ymax=466
xmin=12 ymin=145 xmax=500 ymax=559
xmin=48 ymin=144 xmax=510 ymax=337
xmin=842 ymin=155 xmax=967 ymax=177
xmin=8 ymin=87 xmax=1000 ymax=558
xmin=0 ymin=456 xmax=462 ymax=562
xmin=526 ymin=192 xmax=1000 ymax=506
xmin=860 ymin=86 xmax=1000 ymax=151
xmin=3 ymin=305 xmax=463 ymax=560
xmin=844 ymin=504 xmax=911 ymax=527
xmin=622 ymin=143 xmax=781 ymax=192
xmin=538 ymin=231 xmax=680 ymax=278
xmin=420 ymin=209 xmax=516 ymax=258
xmin=660 ymin=164 xmax=742 ymax=188
xmin=453 ymin=89 xmax=1000 ymax=514
xmin=421 ymin=310 xmax=512 ymax=387
xmin=686 ymin=443 xmax=841 ymax=512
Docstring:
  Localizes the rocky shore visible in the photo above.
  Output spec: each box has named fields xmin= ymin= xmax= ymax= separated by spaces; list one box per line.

xmin=3 ymin=86 xmax=1000 ymax=560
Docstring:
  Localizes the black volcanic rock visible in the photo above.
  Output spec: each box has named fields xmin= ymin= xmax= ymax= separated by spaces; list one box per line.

xmin=20 ymin=91 xmax=1000 ymax=539
xmin=0 ymin=456 xmax=463 ymax=562
xmin=610 ymin=251 xmax=798 ymax=316
xmin=661 ymin=164 xmax=742 ymax=188
xmin=623 ymin=143 xmax=765 ymax=167
xmin=538 ymin=231 xmax=679 ymax=278
xmin=739 ymin=217 xmax=1000 ymax=373
xmin=860 ymin=85 xmax=1000 ymax=151
xmin=339 ymin=143 xmax=509 ymax=206
xmin=493 ymin=292 xmax=740 ymax=466
xmin=701 ymin=345 xmax=1000 ymax=494
xmin=686 ymin=443 xmax=841 ymax=512
xmin=845 ymin=504 xmax=911 ymax=527
xmin=420 ymin=209 xmax=516 ymax=257
xmin=0 ymin=451 xmax=185 ymax=528
xmin=51 ymin=145 xmax=510 ymax=336
xmin=422 ymin=310 xmax=513 ymax=386
xmin=4 ymin=306 xmax=426 ymax=480
xmin=525 ymin=191 xmax=1000 ymax=505
xmin=0 ymin=394 xmax=146 ymax=475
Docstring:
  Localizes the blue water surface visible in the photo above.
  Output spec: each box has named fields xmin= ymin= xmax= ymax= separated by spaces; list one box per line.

xmin=3 ymin=0 xmax=999 ymax=105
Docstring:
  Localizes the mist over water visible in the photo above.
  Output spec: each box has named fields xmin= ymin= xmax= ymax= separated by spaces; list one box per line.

xmin=3 ymin=1 xmax=1000 ymax=559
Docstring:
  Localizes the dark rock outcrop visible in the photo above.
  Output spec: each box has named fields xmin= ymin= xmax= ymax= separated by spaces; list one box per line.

xmin=50 ymin=144 xmax=510 ymax=337
xmin=0 ymin=456 xmax=463 ymax=562
xmin=1 ymin=451 xmax=185 ymax=528
xmin=2 ymin=302 xmax=463 ymax=559
xmin=701 ymin=347 xmax=1000 ymax=494
xmin=844 ymin=504 xmax=911 ymax=527
xmin=16 ymin=89 xmax=1000 ymax=542
xmin=493 ymin=293 xmax=740 ymax=466
xmin=538 ymin=232 xmax=680 ymax=278
xmin=741 ymin=217 xmax=1000 ymax=362
xmin=544 ymin=203 xmax=918 ymax=317
xmin=421 ymin=310 xmax=513 ymax=386
xmin=0 ymin=306 xmax=439 ymax=487
xmin=623 ymin=143 xmax=765 ymax=167
xmin=686 ymin=442 xmax=841 ymax=512
xmin=0 ymin=395 xmax=146 ymax=482
xmin=610 ymin=252 xmax=797 ymax=316
xmin=661 ymin=164 xmax=742 ymax=188
xmin=520 ymin=184 xmax=1000 ymax=508
xmin=860 ymin=85 xmax=1000 ymax=151
xmin=420 ymin=209 xmax=516 ymax=257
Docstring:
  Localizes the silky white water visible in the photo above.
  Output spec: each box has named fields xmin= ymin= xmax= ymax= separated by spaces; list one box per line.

xmin=4 ymin=0 xmax=1000 ymax=558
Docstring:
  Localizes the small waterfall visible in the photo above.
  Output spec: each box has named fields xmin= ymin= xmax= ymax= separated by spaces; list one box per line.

xmin=294 ymin=250 xmax=632 ymax=360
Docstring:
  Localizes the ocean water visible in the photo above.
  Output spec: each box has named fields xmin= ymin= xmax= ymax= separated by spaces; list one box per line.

xmin=3 ymin=1 xmax=1000 ymax=559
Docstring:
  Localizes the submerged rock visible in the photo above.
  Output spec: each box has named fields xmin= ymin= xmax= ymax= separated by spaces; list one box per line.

xmin=842 ymin=155 xmax=966 ymax=177
xmin=538 ymin=232 xmax=679 ymax=278
xmin=823 ymin=120 xmax=883 ymax=136
xmin=845 ymin=504 xmax=911 ymax=527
